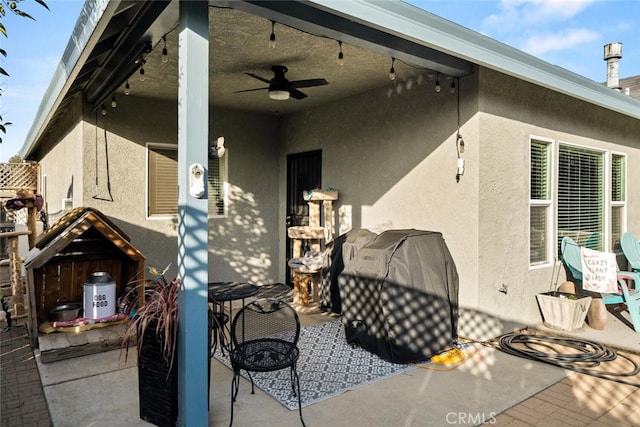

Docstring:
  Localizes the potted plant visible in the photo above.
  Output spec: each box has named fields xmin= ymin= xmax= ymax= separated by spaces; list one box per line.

xmin=121 ymin=264 xmax=180 ymax=427
xmin=536 ymin=289 xmax=592 ymax=332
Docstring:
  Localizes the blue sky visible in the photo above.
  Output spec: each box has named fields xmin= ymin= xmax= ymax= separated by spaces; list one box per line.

xmin=1 ymin=0 xmax=639 ymax=162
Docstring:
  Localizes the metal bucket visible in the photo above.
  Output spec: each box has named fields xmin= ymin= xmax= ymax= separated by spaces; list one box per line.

xmin=83 ymin=272 xmax=116 ymax=319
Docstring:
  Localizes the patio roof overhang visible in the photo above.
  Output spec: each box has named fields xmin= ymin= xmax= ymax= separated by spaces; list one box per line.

xmin=21 ymin=0 xmax=640 ymax=162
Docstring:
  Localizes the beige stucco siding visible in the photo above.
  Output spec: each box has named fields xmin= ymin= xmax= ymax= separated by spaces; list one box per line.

xmin=38 ymin=95 xmax=282 ymax=285
xmin=37 ymin=95 xmax=84 ymax=216
xmin=279 ymin=71 xmax=482 ymax=309
xmin=34 ymin=64 xmax=640 ymax=329
xmin=205 ymin=109 xmax=280 ymax=284
xmin=477 ymin=68 xmax=640 ymax=323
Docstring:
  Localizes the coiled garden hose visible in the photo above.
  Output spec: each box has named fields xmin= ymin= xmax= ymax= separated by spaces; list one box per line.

xmin=495 ymin=333 xmax=640 ymax=387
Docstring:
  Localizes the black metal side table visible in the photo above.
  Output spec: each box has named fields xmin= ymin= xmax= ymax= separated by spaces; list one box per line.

xmin=207 ymin=282 xmax=258 ymax=354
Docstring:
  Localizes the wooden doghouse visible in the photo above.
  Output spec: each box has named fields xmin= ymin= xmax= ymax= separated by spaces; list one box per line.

xmin=24 ymin=207 xmax=145 ymax=360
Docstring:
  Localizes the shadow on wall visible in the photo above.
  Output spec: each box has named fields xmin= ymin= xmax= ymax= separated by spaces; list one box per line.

xmin=208 ymin=183 xmax=274 ymax=284
xmin=90 ymin=182 xmax=275 ymax=284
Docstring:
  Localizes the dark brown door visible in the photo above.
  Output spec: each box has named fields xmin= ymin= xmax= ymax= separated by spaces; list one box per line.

xmin=286 ymin=150 xmax=322 ymax=285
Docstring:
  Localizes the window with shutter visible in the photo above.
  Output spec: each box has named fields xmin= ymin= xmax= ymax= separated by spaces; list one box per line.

xmin=147 ymin=145 xmax=179 ymax=217
xmin=147 ymin=143 xmax=228 ymax=218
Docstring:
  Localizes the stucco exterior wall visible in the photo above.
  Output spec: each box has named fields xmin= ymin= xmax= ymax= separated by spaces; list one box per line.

xmin=278 ymin=71 xmax=482 ymax=309
xmin=36 ymin=95 xmax=84 ymax=216
xmin=205 ymin=109 xmax=280 ymax=284
xmin=39 ymin=95 xmax=281 ymax=284
xmin=34 ymin=64 xmax=640 ymax=329
xmin=477 ymin=67 xmax=640 ymax=324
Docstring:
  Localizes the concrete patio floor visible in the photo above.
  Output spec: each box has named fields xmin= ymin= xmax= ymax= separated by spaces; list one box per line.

xmin=3 ymin=302 xmax=640 ymax=427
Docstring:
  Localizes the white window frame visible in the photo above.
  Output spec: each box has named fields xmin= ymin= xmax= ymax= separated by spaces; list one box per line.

xmin=610 ymin=151 xmax=627 ymax=251
xmin=529 ymin=137 xmax=629 ymax=268
xmin=555 ymin=141 xmax=608 ymax=252
xmin=529 ymin=136 xmax=554 ymax=268
xmin=146 ymin=142 xmax=228 ymax=220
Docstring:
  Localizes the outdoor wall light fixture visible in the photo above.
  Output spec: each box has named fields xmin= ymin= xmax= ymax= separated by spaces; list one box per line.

xmin=450 ymin=78 xmax=456 ymax=94
xmin=389 ymin=58 xmax=396 ymax=81
xmin=111 ymin=95 xmax=117 ymax=108
xmin=337 ymin=41 xmax=344 ymax=67
xmin=124 ymin=80 xmax=130 ymax=96
xmin=269 ymin=20 xmax=276 ymax=48
xmin=101 ymin=104 xmax=107 ymax=116
xmin=435 ymin=72 xmax=441 ymax=93
xmin=162 ymin=35 xmax=168 ymax=63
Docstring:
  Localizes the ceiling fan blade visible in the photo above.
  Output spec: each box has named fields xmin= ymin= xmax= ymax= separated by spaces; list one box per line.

xmin=289 ymin=89 xmax=308 ymax=100
xmin=233 ymin=87 xmax=268 ymax=93
xmin=245 ymin=72 xmax=272 ymax=84
xmin=290 ymin=78 xmax=328 ymax=89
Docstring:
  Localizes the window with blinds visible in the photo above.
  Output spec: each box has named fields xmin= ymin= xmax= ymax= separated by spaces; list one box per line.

xmin=611 ymin=153 xmax=626 ymax=250
xmin=147 ymin=143 xmax=228 ymax=218
xmin=557 ymin=145 xmax=604 ymax=251
xmin=208 ymin=153 xmax=227 ymax=217
xmin=530 ymin=140 xmax=551 ymax=265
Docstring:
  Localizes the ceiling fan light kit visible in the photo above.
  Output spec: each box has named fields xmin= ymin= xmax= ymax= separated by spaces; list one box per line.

xmin=235 ymin=65 xmax=328 ymax=101
xmin=269 ymin=89 xmax=290 ymax=100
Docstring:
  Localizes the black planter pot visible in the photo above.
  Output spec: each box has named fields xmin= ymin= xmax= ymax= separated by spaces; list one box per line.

xmin=138 ymin=324 xmax=178 ymax=427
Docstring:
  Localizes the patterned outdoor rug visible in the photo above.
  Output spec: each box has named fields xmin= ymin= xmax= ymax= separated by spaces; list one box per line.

xmin=214 ymin=318 xmax=414 ymax=410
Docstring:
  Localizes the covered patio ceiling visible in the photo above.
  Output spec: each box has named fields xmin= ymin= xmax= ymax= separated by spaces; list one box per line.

xmin=40 ymin=0 xmax=473 ymax=140
xmin=131 ymin=3 xmax=467 ymax=115
xmin=25 ymin=0 xmax=640 ymax=159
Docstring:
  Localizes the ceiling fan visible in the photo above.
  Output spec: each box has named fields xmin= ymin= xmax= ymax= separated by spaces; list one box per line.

xmin=235 ymin=65 xmax=328 ymax=100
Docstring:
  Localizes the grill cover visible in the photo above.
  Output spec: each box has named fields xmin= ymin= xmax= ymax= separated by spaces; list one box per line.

xmin=338 ymin=229 xmax=459 ymax=363
xmin=320 ymin=228 xmax=377 ymax=314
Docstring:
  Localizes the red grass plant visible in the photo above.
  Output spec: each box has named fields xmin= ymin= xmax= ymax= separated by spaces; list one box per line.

xmin=121 ymin=265 xmax=181 ymax=372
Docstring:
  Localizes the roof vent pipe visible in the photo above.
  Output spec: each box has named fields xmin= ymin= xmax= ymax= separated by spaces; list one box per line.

xmin=604 ymin=42 xmax=622 ymax=91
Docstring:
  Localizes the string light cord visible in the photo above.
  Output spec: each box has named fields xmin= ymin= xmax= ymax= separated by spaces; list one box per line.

xmin=209 ymin=5 xmax=432 ymax=75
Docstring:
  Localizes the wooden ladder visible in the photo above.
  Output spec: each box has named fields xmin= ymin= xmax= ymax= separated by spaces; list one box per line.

xmin=0 ymin=229 xmax=32 ymax=323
